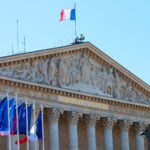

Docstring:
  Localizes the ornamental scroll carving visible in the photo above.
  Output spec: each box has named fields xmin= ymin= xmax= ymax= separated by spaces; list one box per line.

xmin=0 ymin=52 xmax=150 ymax=104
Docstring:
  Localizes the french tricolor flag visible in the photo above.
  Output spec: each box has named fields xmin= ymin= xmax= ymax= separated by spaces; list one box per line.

xmin=60 ymin=9 xmax=76 ymax=22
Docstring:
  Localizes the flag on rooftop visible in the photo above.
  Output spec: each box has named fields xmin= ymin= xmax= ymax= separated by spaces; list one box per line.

xmin=60 ymin=9 xmax=76 ymax=22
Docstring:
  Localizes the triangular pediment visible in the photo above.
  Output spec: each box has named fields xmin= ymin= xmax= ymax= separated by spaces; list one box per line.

xmin=0 ymin=42 xmax=150 ymax=105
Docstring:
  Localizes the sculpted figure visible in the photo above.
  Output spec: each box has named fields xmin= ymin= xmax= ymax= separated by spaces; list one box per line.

xmin=13 ymin=63 xmax=30 ymax=80
xmin=130 ymin=88 xmax=137 ymax=102
xmin=58 ymin=59 xmax=69 ymax=85
xmin=68 ymin=57 xmax=75 ymax=84
xmin=90 ymin=65 xmax=96 ymax=87
xmin=69 ymin=69 xmax=80 ymax=84
xmin=78 ymin=53 xmax=90 ymax=84
xmin=124 ymin=83 xmax=132 ymax=101
xmin=95 ymin=67 xmax=100 ymax=88
xmin=35 ymin=59 xmax=49 ymax=84
xmin=35 ymin=61 xmax=42 ymax=83
xmin=48 ymin=57 xmax=58 ymax=86
xmin=101 ymin=67 xmax=107 ymax=93
xmin=90 ymin=65 xmax=99 ymax=88
xmin=137 ymin=92 xmax=147 ymax=104
xmin=97 ymin=66 xmax=102 ymax=89
xmin=137 ymin=92 xmax=142 ymax=103
xmin=25 ymin=61 xmax=37 ymax=82
xmin=1 ymin=67 xmax=13 ymax=78
xmin=120 ymin=81 xmax=127 ymax=99
xmin=141 ymin=95 xmax=147 ymax=104
xmin=0 ymin=62 xmax=37 ymax=83
xmin=113 ymin=71 xmax=121 ymax=99
xmin=68 ymin=56 xmax=80 ymax=85
xmin=106 ymin=68 xmax=114 ymax=95
xmin=43 ymin=59 xmax=49 ymax=83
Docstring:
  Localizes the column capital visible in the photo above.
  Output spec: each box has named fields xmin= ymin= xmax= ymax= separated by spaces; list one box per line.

xmin=67 ymin=111 xmax=82 ymax=124
xmin=134 ymin=122 xmax=148 ymax=134
xmin=85 ymin=114 xmax=100 ymax=127
xmin=119 ymin=120 xmax=133 ymax=131
xmin=48 ymin=108 xmax=63 ymax=122
xmin=102 ymin=117 xmax=117 ymax=129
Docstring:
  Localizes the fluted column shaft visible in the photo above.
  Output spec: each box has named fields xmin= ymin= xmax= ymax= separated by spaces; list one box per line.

xmin=119 ymin=120 xmax=132 ymax=150
xmin=48 ymin=109 xmax=63 ymax=150
xmin=85 ymin=114 xmax=100 ymax=150
xmin=102 ymin=117 xmax=116 ymax=150
xmin=135 ymin=122 xmax=147 ymax=150
xmin=68 ymin=112 xmax=82 ymax=150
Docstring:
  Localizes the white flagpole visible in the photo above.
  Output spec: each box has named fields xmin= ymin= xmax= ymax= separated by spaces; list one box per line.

xmin=15 ymin=94 xmax=20 ymax=150
xmin=7 ymin=90 xmax=11 ymax=150
xmin=41 ymin=104 xmax=45 ymax=150
xmin=33 ymin=101 xmax=36 ymax=150
xmin=26 ymin=98 xmax=29 ymax=150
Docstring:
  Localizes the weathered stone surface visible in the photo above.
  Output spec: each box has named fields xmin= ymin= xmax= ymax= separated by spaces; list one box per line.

xmin=0 ymin=52 xmax=149 ymax=104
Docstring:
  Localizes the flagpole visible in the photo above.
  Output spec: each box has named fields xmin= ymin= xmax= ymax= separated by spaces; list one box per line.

xmin=16 ymin=93 xmax=20 ymax=150
xmin=33 ymin=101 xmax=36 ymax=150
xmin=41 ymin=104 xmax=45 ymax=150
xmin=7 ymin=90 xmax=11 ymax=150
xmin=74 ymin=2 xmax=77 ymax=37
xmin=26 ymin=98 xmax=29 ymax=150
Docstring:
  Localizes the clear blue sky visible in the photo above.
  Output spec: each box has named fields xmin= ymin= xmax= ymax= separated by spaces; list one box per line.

xmin=0 ymin=0 xmax=150 ymax=85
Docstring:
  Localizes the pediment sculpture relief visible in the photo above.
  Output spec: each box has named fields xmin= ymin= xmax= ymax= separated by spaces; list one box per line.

xmin=0 ymin=52 xmax=149 ymax=104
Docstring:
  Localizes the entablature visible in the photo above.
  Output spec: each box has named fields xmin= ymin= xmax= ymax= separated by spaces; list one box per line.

xmin=0 ymin=76 xmax=150 ymax=113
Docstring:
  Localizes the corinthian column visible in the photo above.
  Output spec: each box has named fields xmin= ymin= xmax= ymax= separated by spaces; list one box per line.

xmin=135 ymin=122 xmax=147 ymax=150
xmin=48 ymin=108 xmax=63 ymax=150
xmin=85 ymin=114 xmax=100 ymax=150
xmin=67 ymin=111 xmax=82 ymax=150
xmin=119 ymin=120 xmax=133 ymax=150
xmin=102 ymin=117 xmax=116 ymax=150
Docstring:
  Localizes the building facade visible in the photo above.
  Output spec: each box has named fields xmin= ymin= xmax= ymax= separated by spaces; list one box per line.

xmin=0 ymin=42 xmax=150 ymax=150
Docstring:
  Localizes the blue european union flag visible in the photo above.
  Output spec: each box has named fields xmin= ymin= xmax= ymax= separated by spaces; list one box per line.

xmin=36 ymin=112 xmax=42 ymax=140
xmin=0 ymin=97 xmax=14 ymax=135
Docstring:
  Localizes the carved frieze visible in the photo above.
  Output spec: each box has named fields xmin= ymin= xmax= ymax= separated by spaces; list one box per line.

xmin=0 ymin=52 xmax=149 ymax=105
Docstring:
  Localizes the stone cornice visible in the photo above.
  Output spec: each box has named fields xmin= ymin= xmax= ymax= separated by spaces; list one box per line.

xmin=0 ymin=76 xmax=150 ymax=112
xmin=0 ymin=43 xmax=88 ymax=64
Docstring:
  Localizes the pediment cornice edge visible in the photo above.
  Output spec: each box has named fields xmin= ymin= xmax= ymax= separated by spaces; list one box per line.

xmin=0 ymin=43 xmax=88 ymax=64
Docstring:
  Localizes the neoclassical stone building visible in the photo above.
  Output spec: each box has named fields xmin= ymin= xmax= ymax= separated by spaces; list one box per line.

xmin=0 ymin=42 xmax=150 ymax=150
